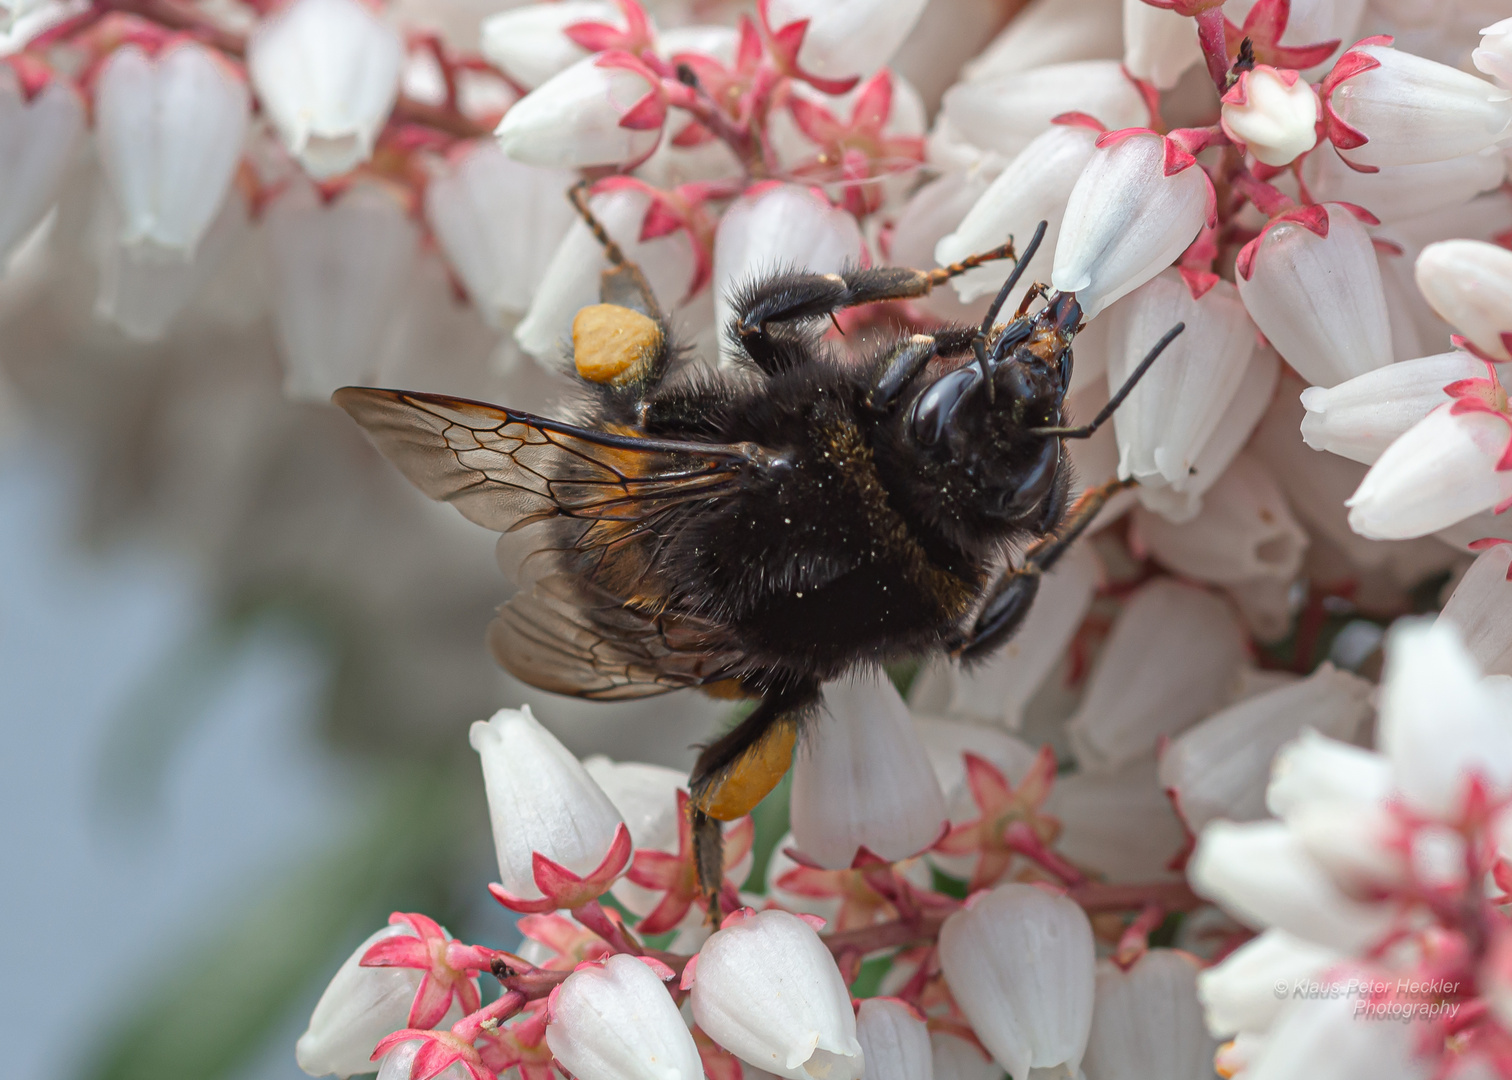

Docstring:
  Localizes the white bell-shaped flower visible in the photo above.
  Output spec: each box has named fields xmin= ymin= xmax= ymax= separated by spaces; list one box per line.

xmin=1133 ymin=452 xmax=1306 ymax=588
xmin=1049 ymin=757 xmax=1188 ymax=882
xmin=1414 ymin=239 xmax=1512 ymax=361
xmin=1324 ymin=42 xmax=1512 ymax=170
xmin=0 ymin=69 xmax=83 ymax=263
xmin=1441 ymin=544 xmax=1512 ymax=677
xmin=263 ymin=180 xmax=417 ymax=402
xmin=1248 ymin=994 xmax=1432 ymax=1080
xmin=424 ymin=144 xmax=576 ymax=329
xmin=1235 ymin=204 xmax=1394 ymax=387
xmin=962 ymin=0 xmax=1126 ymax=84
xmin=911 ymin=716 xmax=1040 ymax=826
xmin=939 ymin=883 xmax=1095 ymax=1080
xmin=296 ymin=923 xmax=446 ymax=1078
xmin=1159 ymin=663 xmax=1373 ymax=831
xmin=712 ymin=184 xmax=863 ymax=363
xmin=546 ymin=954 xmax=702 ymax=1080
xmin=1082 ymin=950 xmax=1218 ymax=1080
xmin=1346 ymin=404 xmax=1512 ymax=540
xmin=764 ymin=0 xmax=930 ymax=84
xmin=1475 ymin=18 xmax=1512 ymax=89
xmin=939 ymin=60 xmax=1148 ymax=161
xmin=1303 ymin=146 xmax=1506 ymax=225
xmin=1197 ymin=928 xmax=1344 ymax=1038
xmin=480 ymin=1 xmax=619 ymax=91
xmin=908 ymin=543 xmax=1100 ymax=730
xmin=516 ymin=184 xmax=697 ymax=359
xmin=1105 ymin=270 xmax=1256 ymax=493
xmin=1221 ymin=65 xmax=1319 ymax=168
xmin=94 ymin=42 xmax=249 ymax=258
xmin=1189 ymin=820 xmax=1394 ymax=950
xmin=1377 ymin=618 xmax=1512 ymax=820
xmin=855 ymin=999 xmax=933 ymax=1080
xmin=1121 ymin=0 xmax=1202 ymax=90
xmin=1067 ymin=579 xmax=1248 ymax=773
xmin=1299 ymin=350 xmax=1490 ymax=464
xmin=248 ymin=0 xmax=403 ymax=180
xmin=496 ymin=52 xmax=664 ymax=169
xmin=688 ymin=909 xmax=863 ymax=1080
xmin=1051 ymin=130 xmax=1213 ymax=318
xmin=469 ymin=703 xmax=626 ymax=901
xmin=1266 ymin=729 xmax=1395 ymax=821
xmin=790 ymin=671 xmax=949 ymax=868
xmin=929 ymin=1032 xmax=1001 ymax=1080
xmin=373 ymin=1039 xmax=467 ymax=1080
xmin=934 ymin=123 xmax=1098 ymax=304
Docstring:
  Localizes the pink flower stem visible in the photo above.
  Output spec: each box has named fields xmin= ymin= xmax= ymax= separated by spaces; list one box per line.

xmin=1231 ymin=163 xmax=1295 ymax=217
xmin=1194 ymin=8 xmax=1233 ymax=92
xmin=570 ymin=899 xmax=644 ymax=957
xmin=1003 ymin=821 xmax=1088 ymax=887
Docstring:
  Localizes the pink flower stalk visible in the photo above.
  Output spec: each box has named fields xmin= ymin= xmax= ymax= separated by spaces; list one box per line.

xmin=359 ymin=913 xmax=499 ymax=1030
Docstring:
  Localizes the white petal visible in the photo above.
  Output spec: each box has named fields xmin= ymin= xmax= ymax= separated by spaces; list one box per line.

xmin=469 ymin=703 xmax=625 ymax=899
xmin=1067 ymin=579 xmax=1248 ymax=772
xmin=546 ymin=954 xmax=703 ymax=1080
xmin=1159 ymin=663 xmax=1373 ymax=831
xmin=1247 ymin=994 xmax=1432 ymax=1080
xmin=939 ymin=884 xmax=1095 ymax=1080
xmin=689 ymin=909 xmax=863 ymax=1080
xmin=790 ymin=671 xmax=949 ymax=867
xmin=0 ymin=71 xmax=83 ymax=263
xmin=1414 ymin=239 xmax=1512 ymax=361
xmin=765 ymin=0 xmax=930 ymax=81
xmin=1265 ymin=729 xmax=1394 ymax=821
xmin=495 ymin=54 xmax=662 ymax=170
xmin=1083 ymin=950 xmax=1218 ymax=1080
xmin=480 ymin=1 xmax=616 ymax=90
xmin=1122 ymin=0 xmax=1202 ymax=90
xmin=296 ymin=924 xmax=426 ymax=1078
xmin=1197 ymin=928 xmax=1343 ymax=1038
xmin=1221 ymin=67 xmax=1319 ymax=168
xmin=1235 ymin=204 xmax=1394 ymax=388
xmin=583 ymin=756 xmax=696 ymax=918
xmin=855 ymin=999 xmax=933 ymax=1080
xmin=930 ymin=1032 xmax=1005 ymax=1080
xmin=1303 ymin=145 xmax=1506 ymax=224
xmin=373 ymin=1040 xmax=468 ymax=1080
xmin=1048 ymin=756 xmax=1188 ymax=883
xmin=1475 ymin=17 xmax=1512 ymax=89
xmin=1441 ymin=544 xmax=1512 ymax=676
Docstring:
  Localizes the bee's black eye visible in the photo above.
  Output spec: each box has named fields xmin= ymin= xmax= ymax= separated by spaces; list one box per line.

xmin=997 ymin=439 xmax=1060 ymax=519
xmin=910 ymin=366 xmax=980 ymax=446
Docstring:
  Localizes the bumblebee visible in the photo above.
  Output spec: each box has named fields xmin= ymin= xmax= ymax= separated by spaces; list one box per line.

xmin=336 ymin=184 xmax=1182 ymax=905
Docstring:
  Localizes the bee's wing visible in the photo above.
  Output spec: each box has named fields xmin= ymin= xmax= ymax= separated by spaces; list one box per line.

xmin=334 ymin=387 xmax=758 ymax=699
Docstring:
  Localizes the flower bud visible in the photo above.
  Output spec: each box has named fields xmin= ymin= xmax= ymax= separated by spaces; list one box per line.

xmin=0 ymin=66 xmax=83 ymax=263
xmin=765 ymin=0 xmax=930 ymax=84
xmin=854 ymin=999 xmax=932 ymax=1080
xmin=248 ymin=0 xmax=402 ymax=179
xmin=1377 ymin=618 xmax=1512 ymax=820
xmin=1067 ymin=579 xmax=1248 ymax=773
xmin=1235 ymin=204 xmax=1394 ymax=387
xmin=712 ymin=184 xmax=863 ymax=363
xmin=95 ymin=42 xmax=249 ymax=258
xmin=1441 ymin=544 xmax=1512 ymax=676
xmin=1414 ymin=239 xmax=1512 ymax=361
xmin=939 ymin=883 xmax=1095 ymax=1080
xmin=263 ymin=181 xmax=417 ymax=402
xmin=1122 ymin=0 xmax=1203 ymax=90
xmin=1299 ymin=350 xmax=1490 ymax=463
xmin=297 ymin=924 xmax=442 ymax=1078
xmin=1475 ymin=17 xmax=1512 ymax=89
xmin=940 ymin=60 xmax=1148 ymax=161
xmin=790 ymin=671 xmax=948 ymax=868
xmin=1303 ymin=146 xmax=1506 ymax=224
xmin=1051 ymin=130 xmax=1213 ymax=318
xmin=481 ymin=1 xmax=620 ymax=90
xmin=425 ymin=144 xmax=575 ymax=329
xmin=1083 ymin=950 xmax=1217 ymax=1080
xmin=1323 ymin=41 xmax=1512 ymax=169
xmin=1346 ymin=404 xmax=1512 ymax=540
xmin=496 ymin=52 xmax=665 ymax=170
xmin=469 ymin=703 xmax=626 ymax=903
xmin=1221 ymin=66 xmax=1319 ymax=168
xmin=1106 ymin=270 xmax=1257 ymax=494
xmin=688 ymin=909 xmax=863 ymax=1080
xmin=1133 ymin=452 xmax=1306 ymax=589
xmin=1197 ymin=929 xmax=1343 ymax=1038
xmin=545 ymin=954 xmax=701 ymax=1080
xmin=1189 ymin=820 xmax=1394 ymax=949
xmin=935 ymin=123 xmax=1098 ymax=304
xmin=1160 ymin=663 xmax=1373 ymax=831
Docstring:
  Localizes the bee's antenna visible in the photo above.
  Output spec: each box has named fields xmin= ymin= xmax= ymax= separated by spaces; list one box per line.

xmin=1029 ymin=321 xmax=1186 ymax=439
xmin=972 ymin=219 xmax=1048 ymax=403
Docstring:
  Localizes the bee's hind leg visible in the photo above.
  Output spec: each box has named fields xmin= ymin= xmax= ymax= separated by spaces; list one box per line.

xmin=688 ymin=680 xmax=821 ymax=919
xmin=955 ymin=476 xmax=1134 ymax=661
xmin=568 ymin=180 xmax=663 ymax=320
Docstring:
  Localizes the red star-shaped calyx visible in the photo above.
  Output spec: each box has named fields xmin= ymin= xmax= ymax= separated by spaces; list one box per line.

xmin=786 ymin=70 xmax=925 ymax=218
xmin=1446 ymin=360 xmax=1512 ymax=474
xmin=756 ymin=0 xmax=859 ymax=95
xmin=562 ymin=0 xmax=654 ymax=55
xmin=669 ymin=15 xmax=766 ymax=139
xmin=1223 ymin=0 xmax=1341 ymax=69
xmin=476 ymin=1000 xmax=559 ymax=1080
xmin=372 ymin=990 xmax=526 ymax=1080
xmin=932 ymin=749 xmax=1068 ymax=891
xmin=361 ymin=913 xmax=506 ymax=1029
xmin=625 ymin=790 xmax=753 ymax=933
xmin=488 ymin=822 xmax=633 ymax=914
xmin=591 ymin=176 xmax=738 ymax=301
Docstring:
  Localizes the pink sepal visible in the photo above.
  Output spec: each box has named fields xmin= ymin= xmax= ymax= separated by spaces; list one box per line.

xmin=1452 ymin=334 xmax=1510 ymax=366
xmin=678 ymin=952 xmax=699 ymax=990
xmin=1371 ymin=237 xmax=1404 ymax=258
xmin=638 ymin=955 xmax=677 ymax=980
xmin=1223 ymin=0 xmax=1341 ymax=69
xmin=1180 ymin=267 xmax=1221 ymax=299
xmin=795 ymin=912 xmax=827 ymax=931
xmin=563 ymin=0 xmax=654 ymax=54
xmin=1445 ymin=362 xmax=1512 ymax=471
xmin=719 ymin=906 xmax=758 ymax=930
xmin=592 ymin=50 xmax=666 ymax=132
xmin=488 ymin=822 xmax=633 ymax=914
xmin=1051 ymin=111 xmax=1107 ymax=132
xmin=1234 ymin=202 xmax=1331 ymax=280
xmin=757 ymin=0 xmax=860 ymax=95
xmin=1319 ymin=42 xmax=1389 ymax=154
xmin=1332 ymin=201 xmax=1380 ymax=226
xmin=3 ymin=55 xmax=63 ymax=102
xmin=361 ymin=912 xmax=498 ymax=1029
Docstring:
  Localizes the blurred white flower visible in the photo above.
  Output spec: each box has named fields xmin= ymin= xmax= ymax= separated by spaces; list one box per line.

xmin=248 ymin=0 xmax=403 ymax=180
xmin=1475 ymin=17 xmax=1512 ymax=88
xmin=764 ymin=0 xmax=930 ymax=85
xmin=1197 ymin=928 xmax=1344 ymax=1038
xmin=495 ymin=52 xmax=665 ymax=170
xmin=0 ymin=67 xmax=82 ymax=264
xmin=1302 ymin=146 xmax=1506 ymax=225
xmin=1440 ymin=544 xmax=1512 ymax=676
xmin=545 ymin=953 xmax=702 ymax=1080
xmin=481 ymin=1 xmax=623 ymax=90
xmin=940 ymin=60 xmax=1148 ymax=161
xmin=1121 ymin=0 xmax=1202 ymax=90
xmin=1082 ymin=950 xmax=1218 ymax=1080
xmin=854 ymin=998 xmax=933 ymax=1080
xmin=1248 ymin=994 xmax=1431 ymax=1080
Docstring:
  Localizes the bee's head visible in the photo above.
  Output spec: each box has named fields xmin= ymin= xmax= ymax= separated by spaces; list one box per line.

xmin=905 ymin=291 xmax=1082 ymax=531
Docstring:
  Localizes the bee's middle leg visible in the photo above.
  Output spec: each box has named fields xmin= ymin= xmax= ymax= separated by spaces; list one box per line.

xmin=688 ymin=680 xmax=820 ymax=917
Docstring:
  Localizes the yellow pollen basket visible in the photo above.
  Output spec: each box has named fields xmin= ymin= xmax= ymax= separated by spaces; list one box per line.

xmin=572 ymin=303 xmax=662 ymax=386
xmin=696 ymin=716 xmax=798 ymax=821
